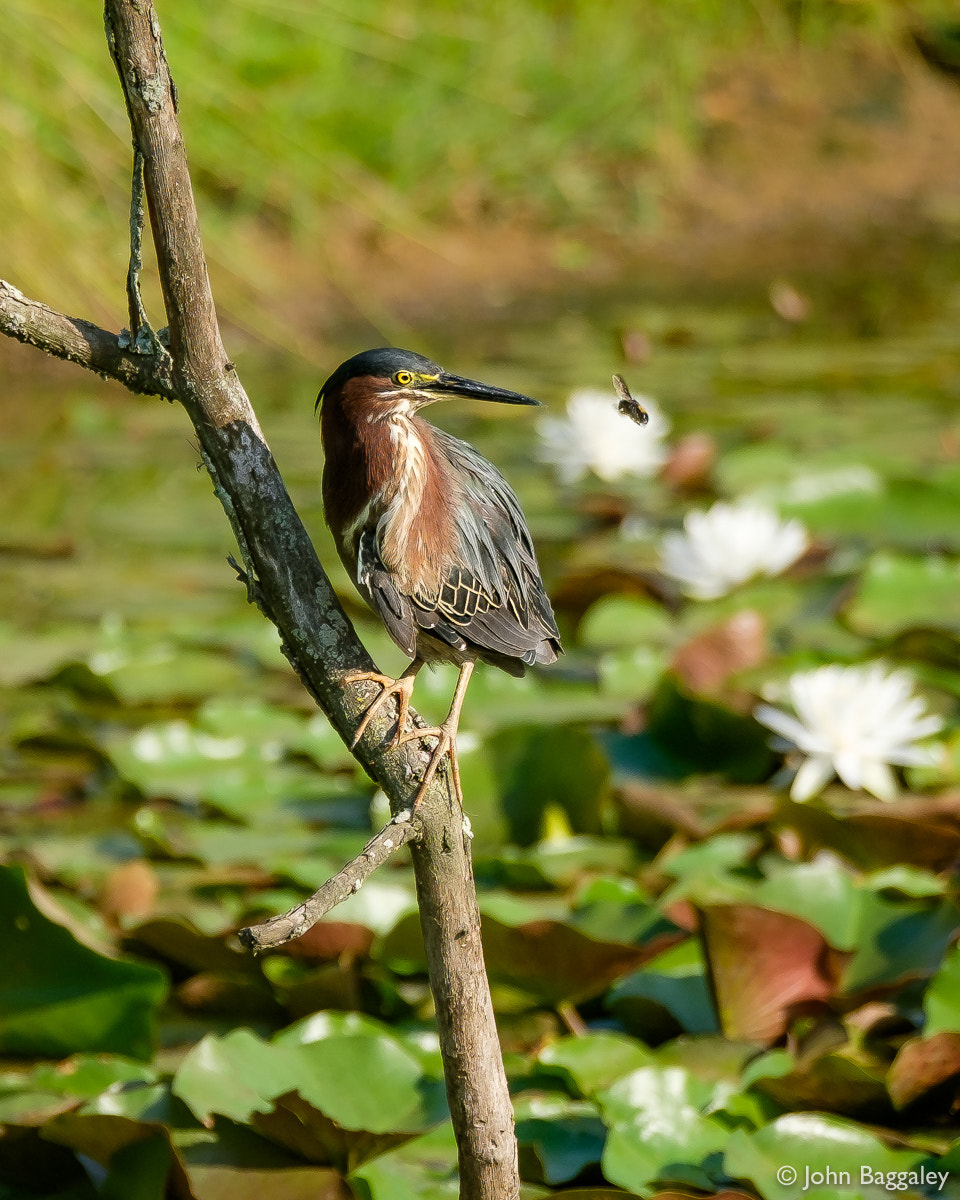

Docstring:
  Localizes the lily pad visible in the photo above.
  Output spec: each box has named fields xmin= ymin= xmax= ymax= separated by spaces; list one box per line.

xmin=489 ymin=724 xmax=610 ymax=846
xmin=887 ymin=1033 xmax=960 ymax=1110
xmin=173 ymin=1025 xmax=438 ymax=1136
xmin=598 ymin=1064 xmax=730 ymax=1193
xmin=578 ymin=595 xmax=674 ymax=650
xmin=0 ymin=865 xmax=167 ymax=1059
xmin=923 ymin=943 xmax=960 ymax=1037
xmin=348 ymin=1121 xmax=459 ymax=1200
xmin=516 ymin=1096 xmax=607 ymax=1185
xmin=724 ymin=1112 xmax=933 ymax=1200
xmin=537 ymin=1033 xmax=656 ymax=1096
xmin=646 ymin=676 xmax=776 ymax=784
xmin=607 ymin=939 xmax=718 ymax=1039
xmin=700 ymin=904 xmax=842 ymax=1043
xmin=846 ymin=553 xmax=960 ymax=637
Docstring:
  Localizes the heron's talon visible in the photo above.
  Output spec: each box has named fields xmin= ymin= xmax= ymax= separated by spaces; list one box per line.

xmin=342 ymin=656 xmax=470 ymax=809
xmin=345 ymin=666 xmax=419 ymax=750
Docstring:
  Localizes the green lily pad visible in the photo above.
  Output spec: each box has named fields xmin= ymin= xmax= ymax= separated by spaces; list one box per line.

xmin=791 ymin=477 xmax=960 ymax=553
xmin=173 ymin=1025 xmax=435 ymax=1135
xmin=724 ymin=1112 xmax=932 ymax=1200
xmin=847 ymin=553 xmax=960 ymax=637
xmin=571 ymin=881 xmax=674 ymax=946
xmin=95 ymin=647 xmax=252 ymax=705
xmin=288 ymin=1036 xmax=430 ymax=1134
xmin=19 ymin=1056 xmax=156 ymax=1100
xmin=644 ymin=676 xmax=776 ymax=784
xmin=515 ymin=1095 xmax=607 ymax=1185
xmin=477 ymin=837 xmax=637 ymax=893
xmin=110 ymin=718 xmax=334 ymax=820
xmin=0 ymin=623 xmax=96 ymax=687
xmin=277 ymin=1011 xmax=398 ymax=1047
xmin=489 ymin=724 xmax=610 ymax=846
xmin=578 ymin=595 xmax=674 ymax=650
xmin=537 ymin=1033 xmax=656 ymax=1096
xmin=754 ymin=854 xmax=863 ymax=952
xmin=598 ymin=1063 xmax=729 ymax=1193
xmin=841 ymin=893 xmax=960 ymax=995
xmin=444 ymin=665 xmax=627 ymax=732
xmin=924 ymin=943 xmax=960 ymax=1037
xmin=660 ymin=832 xmax=761 ymax=892
xmin=606 ymin=939 xmax=718 ymax=1039
xmin=173 ymin=1029 xmax=301 ymax=1125
xmin=0 ymin=865 xmax=167 ymax=1060
xmin=596 ymin=644 xmax=668 ymax=701
xmin=348 ymin=1121 xmax=459 ymax=1200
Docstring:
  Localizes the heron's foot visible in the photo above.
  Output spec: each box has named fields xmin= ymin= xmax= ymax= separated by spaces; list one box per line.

xmin=395 ymin=723 xmax=463 ymax=810
xmin=345 ymin=670 xmax=417 ymax=750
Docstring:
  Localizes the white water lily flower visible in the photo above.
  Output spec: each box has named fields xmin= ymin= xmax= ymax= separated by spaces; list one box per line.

xmin=538 ymin=387 xmax=669 ymax=483
xmin=755 ymin=663 xmax=943 ymax=802
xmin=661 ymin=501 xmax=808 ymax=600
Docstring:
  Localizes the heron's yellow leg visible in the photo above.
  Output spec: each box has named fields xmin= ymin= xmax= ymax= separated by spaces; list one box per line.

xmin=394 ymin=660 xmax=474 ymax=809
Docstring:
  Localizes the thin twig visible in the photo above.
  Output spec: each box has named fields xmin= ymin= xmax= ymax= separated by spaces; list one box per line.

xmin=120 ymin=147 xmax=171 ymax=362
xmin=239 ymin=812 xmax=421 ymax=951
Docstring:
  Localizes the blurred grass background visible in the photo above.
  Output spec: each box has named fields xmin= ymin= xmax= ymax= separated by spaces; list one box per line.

xmin=4 ymin=0 xmax=960 ymax=355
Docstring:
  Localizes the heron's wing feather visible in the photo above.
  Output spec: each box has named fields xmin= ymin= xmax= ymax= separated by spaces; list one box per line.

xmin=357 ymin=527 xmax=418 ymax=658
xmin=413 ymin=431 xmax=561 ymax=667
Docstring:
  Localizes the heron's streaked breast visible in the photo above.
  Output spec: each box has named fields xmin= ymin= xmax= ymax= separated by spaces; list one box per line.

xmin=346 ymin=411 xmax=459 ymax=599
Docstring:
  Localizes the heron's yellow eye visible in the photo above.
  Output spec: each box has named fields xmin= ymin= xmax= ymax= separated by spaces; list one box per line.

xmin=394 ymin=370 xmax=414 ymax=386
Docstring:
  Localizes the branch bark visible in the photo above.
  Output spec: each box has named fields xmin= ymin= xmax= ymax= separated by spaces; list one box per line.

xmin=0 ymin=279 xmax=175 ymax=399
xmin=0 ymin=3 xmax=519 ymax=1195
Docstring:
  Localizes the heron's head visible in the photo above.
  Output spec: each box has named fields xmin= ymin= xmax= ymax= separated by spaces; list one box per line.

xmin=316 ymin=347 xmax=540 ymax=422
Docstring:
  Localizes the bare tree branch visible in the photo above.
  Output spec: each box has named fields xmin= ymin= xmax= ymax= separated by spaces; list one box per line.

xmin=0 ymin=4 xmax=521 ymax=1195
xmin=0 ymin=279 xmax=175 ymax=399
xmin=240 ymin=812 xmax=421 ymax=951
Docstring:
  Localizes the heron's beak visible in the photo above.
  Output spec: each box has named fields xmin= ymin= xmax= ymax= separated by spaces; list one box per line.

xmin=426 ymin=372 xmax=541 ymax=407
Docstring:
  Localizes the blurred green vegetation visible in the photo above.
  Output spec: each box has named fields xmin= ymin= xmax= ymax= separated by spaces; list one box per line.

xmin=3 ymin=0 xmax=959 ymax=334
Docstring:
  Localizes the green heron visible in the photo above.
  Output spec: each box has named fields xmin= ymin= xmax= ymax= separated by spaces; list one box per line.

xmin=317 ymin=347 xmax=562 ymax=807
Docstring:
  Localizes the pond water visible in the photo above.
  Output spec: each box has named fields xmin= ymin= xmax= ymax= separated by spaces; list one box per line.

xmin=3 ymin=248 xmax=959 ymax=650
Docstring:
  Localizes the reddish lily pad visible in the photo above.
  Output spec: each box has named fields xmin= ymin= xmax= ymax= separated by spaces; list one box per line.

xmin=381 ymin=903 xmax=672 ymax=1006
xmin=671 ymin=610 xmax=768 ymax=695
xmin=888 ymin=1033 xmax=960 ymax=1110
xmin=700 ymin=904 xmax=846 ymax=1043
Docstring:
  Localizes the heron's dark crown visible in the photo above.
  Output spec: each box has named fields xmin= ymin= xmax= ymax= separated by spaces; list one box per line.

xmin=318 ymin=348 xmax=442 ymax=405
